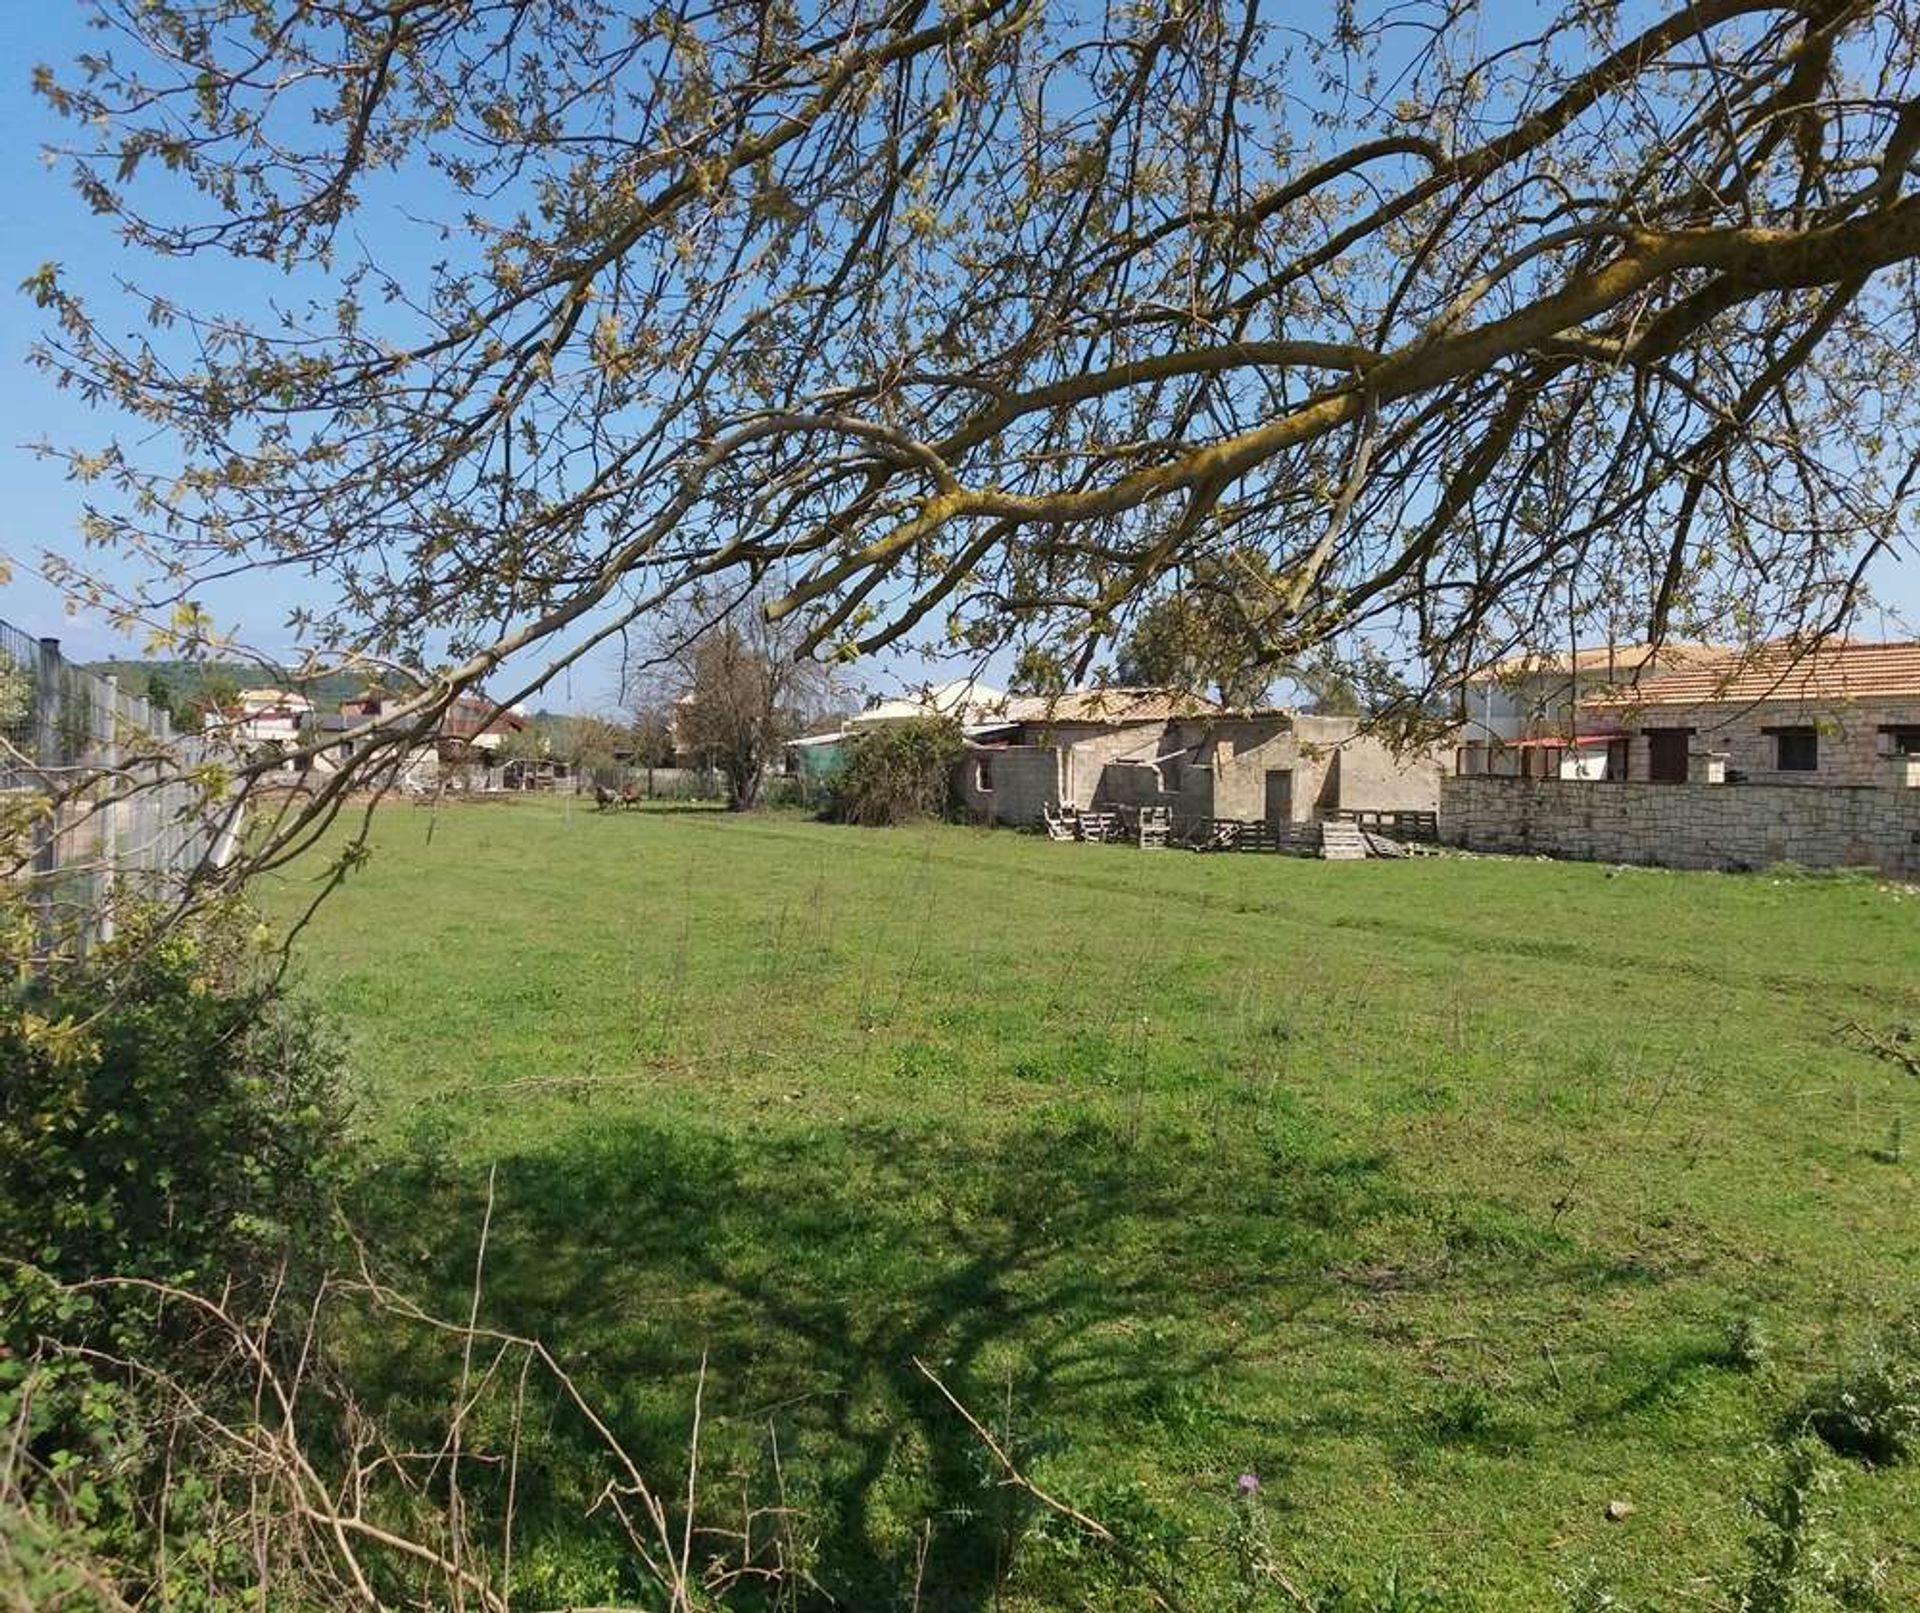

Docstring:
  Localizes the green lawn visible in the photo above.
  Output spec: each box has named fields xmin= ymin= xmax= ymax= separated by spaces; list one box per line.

xmin=268 ymin=799 xmax=1920 ymax=1609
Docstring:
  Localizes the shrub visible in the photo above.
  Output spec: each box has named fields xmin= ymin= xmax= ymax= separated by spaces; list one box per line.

xmin=0 ymin=907 xmax=356 ymax=1610
xmin=1794 ymin=1315 xmax=1920 ymax=1467
xmin=825 ymin=717 xmax=966 ymax=826
xmin=0 ymin=910 xmax=353 ymax=1295
xmin=1735 ymin=1438 xmax=1886 ymax=1611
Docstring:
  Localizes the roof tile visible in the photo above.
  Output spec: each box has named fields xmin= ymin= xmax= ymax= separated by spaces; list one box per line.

xmin=1588 ymin=640 xmax=1920 ymax=708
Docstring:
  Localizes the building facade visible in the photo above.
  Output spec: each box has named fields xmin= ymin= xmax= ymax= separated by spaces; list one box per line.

xmin=956 ymin=688 xmax=1449 ymax=829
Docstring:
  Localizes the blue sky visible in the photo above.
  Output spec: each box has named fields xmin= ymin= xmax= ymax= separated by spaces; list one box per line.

xmin=2 ymin=5 xmax=1916 ymax=708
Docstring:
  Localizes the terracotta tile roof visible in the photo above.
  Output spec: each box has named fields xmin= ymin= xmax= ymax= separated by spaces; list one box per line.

xmin=1478 ymin=642 xmax=1731 ymax=681
xmin=1003 ymin=686 xmax=1230 ymax=725
xmin=1588 ymin=640 xmax=1920 ymax=708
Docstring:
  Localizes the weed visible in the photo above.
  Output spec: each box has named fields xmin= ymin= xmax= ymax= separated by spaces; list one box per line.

xmin=1794 ymin=1317 xmax=1920 ymax=1467
xmin=1725 ymin=1314 xmax=1772 ymax=1373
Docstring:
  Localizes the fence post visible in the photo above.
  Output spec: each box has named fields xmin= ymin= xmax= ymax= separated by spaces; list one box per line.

xmin=97 ymin=674 xmax=120 ymax=945
xmin=31 ymin=637 xmax=61 ymax=963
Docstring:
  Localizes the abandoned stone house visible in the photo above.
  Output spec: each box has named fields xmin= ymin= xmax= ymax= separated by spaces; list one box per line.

xmin=954 ymin=687 xmax=1448 ymax=829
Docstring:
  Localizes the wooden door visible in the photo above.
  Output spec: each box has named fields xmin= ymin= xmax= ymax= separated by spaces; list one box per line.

xmin=1264 ymin=768 xmax=1294 ymax=827
xmin=1646 ymin=729 xmax=1691 ymax=783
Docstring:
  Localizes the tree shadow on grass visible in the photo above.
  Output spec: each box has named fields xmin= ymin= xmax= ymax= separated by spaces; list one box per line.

xmin=351 ymin=1110 xmax=1400 ymax=1609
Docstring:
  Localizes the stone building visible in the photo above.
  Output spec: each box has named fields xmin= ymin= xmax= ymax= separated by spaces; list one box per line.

xmin=1442 ymin=640 xmax=1920 ymax=876
xmin=956 ymin=687 xmax=1448 ymax=830
xmin=1580 ymin=640 xmax=1920 ymax=788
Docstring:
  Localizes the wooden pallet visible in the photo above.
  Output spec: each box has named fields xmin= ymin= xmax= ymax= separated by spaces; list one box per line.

xmin=1077 ymin=810 xmax=1121 ymax=843
xmin=1319 ymin=820 xmax=1368 ymax=860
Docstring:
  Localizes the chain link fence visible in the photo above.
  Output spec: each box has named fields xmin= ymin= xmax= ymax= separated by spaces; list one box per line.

xmin=2 ymin=619 xmax=239 ymax=958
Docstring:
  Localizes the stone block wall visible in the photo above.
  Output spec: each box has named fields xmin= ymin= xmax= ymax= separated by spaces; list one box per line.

xmin=1610 ymin=697 xmax=1920 ymax=787
xmin=1441 ymin=775 xmax=1920 ymax=877
xmin=959 ymin=745 xmax=1061 ymax=826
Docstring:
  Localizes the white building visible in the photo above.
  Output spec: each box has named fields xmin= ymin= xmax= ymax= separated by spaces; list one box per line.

xmin=1456 ymin=644 xmax=1727 ymax=780
xmin=845 ymin=678 xmax=1009 ymax=731
xmin=206 ymin=688 xmax=314 ymax=767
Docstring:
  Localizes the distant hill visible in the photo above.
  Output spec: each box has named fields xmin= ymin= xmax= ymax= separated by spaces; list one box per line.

xmin=84 ymin=659 xmax=370 ymax=711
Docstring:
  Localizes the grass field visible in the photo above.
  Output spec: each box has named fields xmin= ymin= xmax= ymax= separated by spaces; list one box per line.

xmin=268 ymin=798 xmax=1920 ymax=1609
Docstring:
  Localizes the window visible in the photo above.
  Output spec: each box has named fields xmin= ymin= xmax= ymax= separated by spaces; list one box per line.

xmin=975 ymin=756 xmax=994 ymax=793
xmin=1770 ymin=727 xmax=1818 ymax=772
xmin=1882 ymin=726 xmax=1920 ymax=756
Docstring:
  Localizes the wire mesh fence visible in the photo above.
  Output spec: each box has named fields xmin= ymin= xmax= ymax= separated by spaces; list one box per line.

xmin=1 ymin=619 xmax=238 ymax=958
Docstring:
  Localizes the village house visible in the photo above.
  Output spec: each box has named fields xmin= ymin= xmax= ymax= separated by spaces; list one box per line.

xmin=1442 ymin=639 xmax=1920 ymax=876
xmin=1580 ymin=639 xmax=1920 ymax=788
xmin=203 ymin=688 xmax=314 ymax=770
xmin=785 ymin=679 xmax=1009 ymax=782
xmin=1454 ymin=642 xmax=1729 ymax=780
xmin=320 ymin=686 xmax=528 ymax=786
xmin=956 ymin=687 xmax=1449 ymax=831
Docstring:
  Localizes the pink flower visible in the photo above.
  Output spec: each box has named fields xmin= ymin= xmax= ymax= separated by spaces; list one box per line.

xmin=1236 ymin=1473 xmax=1260 ymax=1494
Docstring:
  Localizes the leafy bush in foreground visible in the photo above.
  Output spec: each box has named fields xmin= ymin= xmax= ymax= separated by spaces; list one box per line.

xmin=0 ymin=912 xmax=351 ymax=1294
xmin=0 ymin=910 xmax=355 ymax=1609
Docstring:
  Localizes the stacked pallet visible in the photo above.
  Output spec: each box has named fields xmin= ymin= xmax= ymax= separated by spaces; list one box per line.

xmin=1319 ymin=820 xmax=1368 ymax=861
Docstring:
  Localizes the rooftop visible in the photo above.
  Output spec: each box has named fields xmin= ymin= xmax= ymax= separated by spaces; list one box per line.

xmin=1002 ymin=686 xmax=1233 ymax=725
xmin=1475 ymin=642 xmax=1731 ymax=682
xmin=1587 ymin=639 xmax=1920 ymax=708
xmin=847 ymin=678 xmax=1008 ymax=728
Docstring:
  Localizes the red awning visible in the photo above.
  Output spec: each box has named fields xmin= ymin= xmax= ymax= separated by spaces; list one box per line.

xmin=1496 ymin=731 xmax=1625 ymax=749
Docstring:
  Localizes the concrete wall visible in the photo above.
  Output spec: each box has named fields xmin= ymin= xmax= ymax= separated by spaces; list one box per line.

xmin=959 ymin=744 xmax=1062 ymax=826
xmin=1613 ymin=697 xmax=1920 ymax=788
xmin=1294 ymin=715 xmax=1450 ymax=816
xmin=959 ymin=714 xmax=1450 ymax=830
xmin=1442 ymin=775 xmax=1920 ymax=877
xmin=1201 ymin=716 xmax=1314 ymax=821
xmin=1092 ymin=756 xmax=1217 ymax=821
xmin=1057 ymin=721 xmax=1204 ymax=808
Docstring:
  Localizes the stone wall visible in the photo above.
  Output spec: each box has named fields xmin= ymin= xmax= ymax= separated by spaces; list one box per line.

xmin=1441 ymin=775 xmax=1920 ymax=877
xmin=1610 ymin=696 xmax=1920 ymax=787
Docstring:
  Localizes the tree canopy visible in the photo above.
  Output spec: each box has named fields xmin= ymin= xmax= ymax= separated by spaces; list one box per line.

xmin=20 ymin=0 xmax=1920 ymax=875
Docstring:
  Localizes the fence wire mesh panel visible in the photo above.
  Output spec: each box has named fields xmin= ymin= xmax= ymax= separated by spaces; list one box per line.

xmin=2 ymin=618 xmax=235 ymax=959
xmin=0 ymin=617 xmax=39 ymax=795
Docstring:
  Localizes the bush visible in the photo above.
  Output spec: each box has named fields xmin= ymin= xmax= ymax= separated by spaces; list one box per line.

xmin=825 ymin=717 xmax=966 ymax=826
xmin=0 ymin=908 xmax=356 ymax=1610
xmin=0 ymin=912 xmax=352 ymax=1295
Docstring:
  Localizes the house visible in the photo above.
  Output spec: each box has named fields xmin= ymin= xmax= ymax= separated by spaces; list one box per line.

xmin=846 ymin=679 xmax=1008 ymax=731
xmin=336 ymin=687 xmax=525 ymax=749
xmin=204 ymin=688 xmax=314 ymax=769
xmin=1440 ymin=639 xmax=1920 ymax=876
xmin=1579 ymin=639 xmax=1920 ymax=788
xmin=320 ymin=686 xmax=528 ymax=786
xmin=956 ymin=686 xmax=1449 ymax=830
xmin=1455 ymin=642 xmax=1729 ymax=780
xmin=786 ymin=679 xmax=1010 ymax=779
